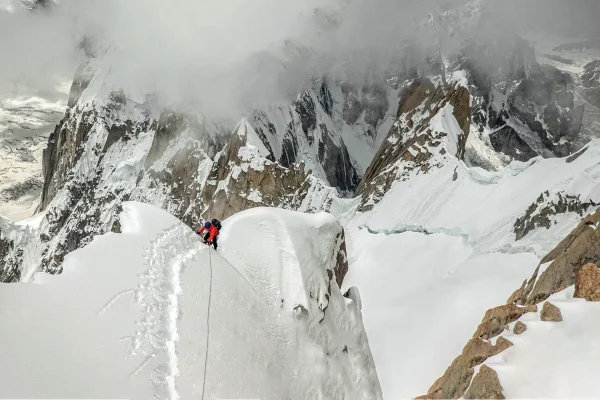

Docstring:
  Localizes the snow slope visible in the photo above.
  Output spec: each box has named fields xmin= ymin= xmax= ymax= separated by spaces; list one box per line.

xmin=360 ymin=141 xmax=600 ymax=256
xmin=344 ymin=228 xmax=537 ymax=398
xmin=0 ymin=202 xmax=381 ymax=399
xmin=485 ymin=286 xmax=600 ymax=398
xmin=343 ymin=140 xmax=600 ymax=398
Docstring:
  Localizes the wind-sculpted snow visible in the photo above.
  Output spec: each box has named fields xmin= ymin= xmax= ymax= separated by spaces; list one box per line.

xmin=0 ymin=202 xmax=381 ymax=399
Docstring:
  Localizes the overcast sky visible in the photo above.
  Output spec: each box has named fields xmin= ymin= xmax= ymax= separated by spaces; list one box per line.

xmin=1 ymin=0 xmax=599 ymax=113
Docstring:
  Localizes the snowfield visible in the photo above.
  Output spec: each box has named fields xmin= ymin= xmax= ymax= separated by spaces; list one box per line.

xmin=2 ymin=24 xmax=600 ymax=398
xmin=0 ymin=202 xmax=381 ymax=400
xmin=343 ymin=139 xmax=600 ymax=398
xmin=344 ymin=228 xmax=537 ymax=398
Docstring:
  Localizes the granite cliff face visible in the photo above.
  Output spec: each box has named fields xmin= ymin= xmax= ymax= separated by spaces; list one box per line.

xmin=248 ymin=80 xmax=396 ymax=196
xmin=1 ymin=57 xmax=374 ymax=282
xmin=5 ymin=29 xmax=599 ymax=284
xmin=357 ymin=77 xmax=470 ymax=210
xmin=456 ymin=35 xmax=585 ymax=162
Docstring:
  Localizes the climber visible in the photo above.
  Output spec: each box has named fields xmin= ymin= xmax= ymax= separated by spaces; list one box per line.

xmin=197 ymin=219 xmax=221 ymax=250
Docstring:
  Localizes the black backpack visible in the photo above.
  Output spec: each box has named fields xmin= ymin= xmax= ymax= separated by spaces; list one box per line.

xmin=211 ymin=218 xmax=222 ymax=231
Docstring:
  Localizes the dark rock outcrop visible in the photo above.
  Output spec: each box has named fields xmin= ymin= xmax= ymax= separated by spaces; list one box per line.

xmin=418 ymin=301 xmax=530 ymax=399
xmin=456 ymin=35 xmax=585 ymax=161
xmin=318 ymin=125 xmax=360 ymax=194
xmin=333 ymin=230 xmax=349 ymax=285
xmin=135 ymin=111 xmax=227 ymax=228
xmin=40 ymin=109 xmax=94 ymax=210
xmin=420 ymin=336 xmax=511 ymax=399
xmin=473 ymin=304 xmax=537 ymax=340
xmin=0 ymin=233 xmax=21 ymax=282
xmin=294 ymin=91 xmax=317 ymax=136
xmin=341 ymin=82 xmax=389 ymax=135
xmin=489 ymin=126 xmax=537 ymax=162
xmin=511 ymin=208 xmax=600 ymax=306
xmin=250 ymin=82 xmax=370 ymax=194
xmin=40 ymin=65 xmax=96 ymax=211
xmin=200 ymin=121 xmax=313 ymax=221
xmin=514 ymin=191 xmax=598 ymax=240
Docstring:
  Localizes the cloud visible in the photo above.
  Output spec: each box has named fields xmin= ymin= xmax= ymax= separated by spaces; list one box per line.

xmin=1 ymin=0 xmax=600 ymax=114
xmin=0 ymin=1 xmax=81 ymax=96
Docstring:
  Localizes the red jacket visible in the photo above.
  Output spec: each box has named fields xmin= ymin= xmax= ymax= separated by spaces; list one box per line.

xmin=198 ymin=224 xmax=219 ymax=242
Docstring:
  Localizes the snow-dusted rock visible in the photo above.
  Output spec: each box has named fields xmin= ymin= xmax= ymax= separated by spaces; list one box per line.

xmin=582 ymin=60 xmax=600 ymax=109
xmin=249 ymin=80 xmax=398 ymax=194
xmin=512 ymin=208 xmax=600 ymax=306
xmin=473 ymin=304 xmax=538 ymax=341
xmin=0 ymin=224 xmax=21 ymax=282
xmin=356 ymin=77 xmax=470 ymax=210
xmin=417 ymin=336 xmax=511 ymax=399
xmin=514 ymin=190 xmax=598 ymax=240
xmin=200 ymin=119 xmax=313 ymax=220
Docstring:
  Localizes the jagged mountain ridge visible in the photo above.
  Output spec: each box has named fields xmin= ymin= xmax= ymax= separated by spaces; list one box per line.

xmin=0 ymin=54 xmax=393 ymax=281
xmin=356 ymin=76 xmax=470 ymax=209
xmin=3 ymin=1 xmax=600 ymax=398
xmin=0 ymin=56 xmax=458 ymax=281
xmin=415 ymin=0 xmax=600 ymax=166
xmin=456 ymin=35 xmax=587 ymax=162
xmin=3 ymin=28 xmax=600 ymax=283
xmin=249 ymin=80 xmax=396 ymax=194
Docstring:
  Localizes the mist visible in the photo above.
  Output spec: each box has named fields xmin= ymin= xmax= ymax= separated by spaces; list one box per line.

xmin=1 ymin=0 xmax=600 ymax=115
xmin=0 ymin=0 xmax=81 ymax=99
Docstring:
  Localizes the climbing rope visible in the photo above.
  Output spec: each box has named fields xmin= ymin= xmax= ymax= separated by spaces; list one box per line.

xmin=199 ymin=242 xmax=266 ymax=400
xmin=201 ymin=247 xmax=214 ymax=400
xmin=212 ymin=250 xmax=262 ymax=299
